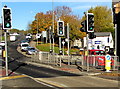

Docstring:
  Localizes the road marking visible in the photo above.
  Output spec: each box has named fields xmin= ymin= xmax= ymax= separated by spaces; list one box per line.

xmin=0 ymin=75 xmax=27 ymax=80
xmin=22 ymin=74 xmax=62 ymax=89
xmin=35 ymin=78 xmax=68 ymax=88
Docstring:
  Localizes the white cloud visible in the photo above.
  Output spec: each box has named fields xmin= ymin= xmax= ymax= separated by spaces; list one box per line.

xmin=72 ymin=5 xmax=93 ymax=10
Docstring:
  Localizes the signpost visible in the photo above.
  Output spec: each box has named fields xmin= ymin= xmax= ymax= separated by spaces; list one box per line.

xmin=62 ymin=40 xmax=65 ymax=56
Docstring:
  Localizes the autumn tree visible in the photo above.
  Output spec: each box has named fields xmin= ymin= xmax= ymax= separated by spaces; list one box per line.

xmin=54 ymin=6 xmax=86 ymax=41
xmin=29 ymin=6 xmax=86 ymax=45
xmin=88 ymin=6 xmax=114 ymax=32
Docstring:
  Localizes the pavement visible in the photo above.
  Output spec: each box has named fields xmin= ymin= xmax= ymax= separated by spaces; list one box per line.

xmin=29 ymin=41 xmax=120 ymax=81
xmin=0 ymin=40 xmax=119 ymax=88
xmin=0 ymin=67 xmax=59 ymax=89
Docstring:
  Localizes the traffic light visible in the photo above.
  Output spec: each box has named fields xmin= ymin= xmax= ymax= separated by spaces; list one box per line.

xmin=2 ymin=8 xmax=12 ymax=29
xmin=89 ymin=32 xmax=96 ymax=39
xmin=57 ymin=21 xmax=64 ymax=36
xmin=80 ymin=20 xmax=87 ymax=32
xmin=87 ymin=13 xmax=94 ymax=32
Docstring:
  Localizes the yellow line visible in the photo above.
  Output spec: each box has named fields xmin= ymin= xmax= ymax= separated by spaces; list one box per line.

xmin=0 ymin=75 xmax=27 ymax=80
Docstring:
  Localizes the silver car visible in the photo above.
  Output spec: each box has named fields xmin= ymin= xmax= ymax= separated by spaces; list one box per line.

xmin=26 ymin=47 xmax=37 ymax=55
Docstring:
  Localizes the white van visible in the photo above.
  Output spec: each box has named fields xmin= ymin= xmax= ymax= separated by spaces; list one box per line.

xmin=10 ymin=35 xmax=16 ymax=42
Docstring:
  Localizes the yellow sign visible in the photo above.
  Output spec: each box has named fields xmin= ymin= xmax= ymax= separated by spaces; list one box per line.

xmin=3 ymin=50 xmax=6 ymax=57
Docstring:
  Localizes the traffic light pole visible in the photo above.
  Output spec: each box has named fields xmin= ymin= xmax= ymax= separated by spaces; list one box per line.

xmin=4 ymin=29 xmax=8 ymax=76
xmin=86 ymin=33 xmax=89 ymax=72
xmin=59 ymin=37 xmax=62 ymax=52
xmin=114 ymin=24 xmax=117 ymax=56
xmin=86 ymin=11 xmax=89 ymax=72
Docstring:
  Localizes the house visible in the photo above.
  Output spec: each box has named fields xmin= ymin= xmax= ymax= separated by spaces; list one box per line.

xmin=73 ymin=39 xmax=82 ymax=48
xmin=83 ymin=32 xmax=114 ymax=51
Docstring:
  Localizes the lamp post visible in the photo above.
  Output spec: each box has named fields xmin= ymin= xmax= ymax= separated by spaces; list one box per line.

xmin=52 ymin=0 xmax=55 ymax=53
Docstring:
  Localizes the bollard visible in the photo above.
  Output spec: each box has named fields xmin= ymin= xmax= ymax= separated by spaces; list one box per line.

xmin=105 ymin=54 xmax=111 ymax=72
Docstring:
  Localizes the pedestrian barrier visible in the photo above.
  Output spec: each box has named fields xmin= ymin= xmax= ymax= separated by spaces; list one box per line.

xmin=23 ymin=50 xmax=119 ymax=72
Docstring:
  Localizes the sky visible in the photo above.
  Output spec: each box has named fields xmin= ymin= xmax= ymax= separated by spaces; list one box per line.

xmin=0 ymin=0 xmax=112 ymax=30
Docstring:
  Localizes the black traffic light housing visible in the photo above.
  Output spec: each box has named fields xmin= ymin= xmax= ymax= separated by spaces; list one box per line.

xmin=2 ymin=7 xmax=12 ymax=29
xmin=89 ymin=32 xmax=96 ymax=39
xmin=80 ymin=20 xmax=87 ymax=32
xmin=87 ymin=13 xmax=94 ymax=32
xmin=57 ymin=21 xmax=64 ymax=36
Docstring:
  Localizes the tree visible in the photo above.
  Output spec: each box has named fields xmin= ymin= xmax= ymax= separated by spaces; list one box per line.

xmin=88 ymin=6 xmax=114 ymax=32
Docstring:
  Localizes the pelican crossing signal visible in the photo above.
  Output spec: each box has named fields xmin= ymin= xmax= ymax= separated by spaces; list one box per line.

xmin=57 ymin=21 xmax=64 ymax=36
xmin=87 ymin=13 xmax=94 ymax=32
xmin=2 ymin=7 xmax=12 ymax=29
xmin=80 ymin=20 xmax=87 ymax=32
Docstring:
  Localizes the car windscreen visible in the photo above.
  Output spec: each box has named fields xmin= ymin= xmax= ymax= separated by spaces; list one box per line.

xmin=28 ymin=48 xmax=35 ymax=50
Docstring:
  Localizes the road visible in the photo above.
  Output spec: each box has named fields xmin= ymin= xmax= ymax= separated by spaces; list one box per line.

xmin=1 ymin=34 xmax=119 ymax=88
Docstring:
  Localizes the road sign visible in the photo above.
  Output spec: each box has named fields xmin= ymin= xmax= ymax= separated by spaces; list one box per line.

xmin=105 ymin=54 xmax=111 ymax=72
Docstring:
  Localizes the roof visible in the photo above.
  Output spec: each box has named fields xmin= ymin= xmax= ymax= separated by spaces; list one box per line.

xmin=112 ymin=0 xmax=120 ymax=8
xmin=94 ymin=32 xmax=111 ymax=37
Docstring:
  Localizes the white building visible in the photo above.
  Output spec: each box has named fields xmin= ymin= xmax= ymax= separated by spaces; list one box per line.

xmin=83 ymin=32 xmax=114 ymax=50
xmin=73 ymin=39 xmax=82 ymax=48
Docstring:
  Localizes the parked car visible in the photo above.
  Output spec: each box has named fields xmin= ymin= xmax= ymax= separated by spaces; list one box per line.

xmin=20 ymin=40 xmax=29 ymax=44
xmin=20 ymin=43 xmax=29 ymax=52
xmin=0 ymin=41 xmax=5 ymax=46
xmin=0 ymin=46 xmax=2 ymax=55
xmin=26 ymin=47 xmax=37 ymax=55
xmin=26 ymin=33 xmax=32 ymax=39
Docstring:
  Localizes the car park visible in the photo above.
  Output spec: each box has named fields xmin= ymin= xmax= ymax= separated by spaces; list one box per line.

xmin=26 ymin=47 xmax=37 ymax=55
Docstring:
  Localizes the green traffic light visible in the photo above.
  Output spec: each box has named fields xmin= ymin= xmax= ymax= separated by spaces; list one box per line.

xmin=6 ymin=23 xmax=10 ymax=27
xmin=90 ymin=27 xmax=93 ymax=30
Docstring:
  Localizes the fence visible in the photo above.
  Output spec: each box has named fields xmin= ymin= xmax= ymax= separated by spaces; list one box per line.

xmin=75 ymin=55 xmax=119 ymax=71
xmin=23 ymin=51 xmax=119 ymax=71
